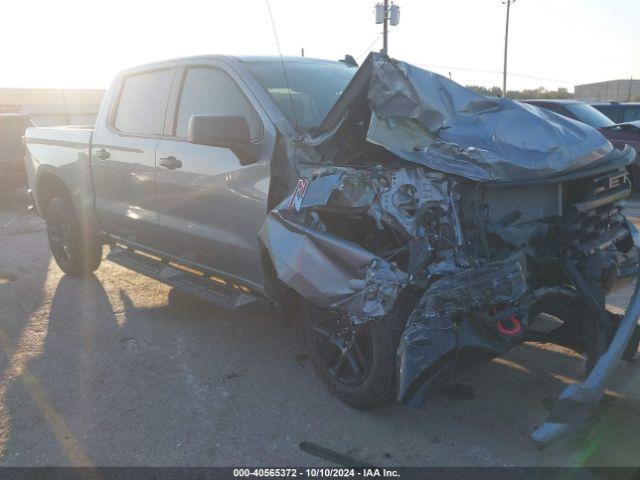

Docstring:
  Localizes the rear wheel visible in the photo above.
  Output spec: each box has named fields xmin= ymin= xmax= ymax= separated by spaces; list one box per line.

xmin=302 ymin=302 xmax=407 ymax=409
xmin=46 ymin=197 xmax=102 ymax=276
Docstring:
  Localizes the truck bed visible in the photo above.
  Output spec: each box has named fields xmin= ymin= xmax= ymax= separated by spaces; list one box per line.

xmin=24 ymin=125 xmax=95 ymax=216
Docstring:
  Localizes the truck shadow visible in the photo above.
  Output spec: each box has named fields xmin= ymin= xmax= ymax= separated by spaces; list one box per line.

xmin=0 ymin=200 xmax=52 ymax=464
xmin=3 ymin=271 xmax=308 ymax=464
xmin=4 ymin=263 xmax=640 ymax=466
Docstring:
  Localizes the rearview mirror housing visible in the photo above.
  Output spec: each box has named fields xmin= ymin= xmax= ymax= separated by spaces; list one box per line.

xmin=187 ymin=115 xmax=251 ymax=149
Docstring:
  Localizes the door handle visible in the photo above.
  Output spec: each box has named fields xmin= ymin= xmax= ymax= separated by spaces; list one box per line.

xmin=159 ymin=156 xmax=182 ymax=170
xmin=94 ymin=148 xmax=110 ymax=160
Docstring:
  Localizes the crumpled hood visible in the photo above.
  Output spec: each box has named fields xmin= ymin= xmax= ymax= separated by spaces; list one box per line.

xmin=310 ymin=53 xmax=613 ymax=182
xmin=260 ymin=54 xmax=639 ymax=450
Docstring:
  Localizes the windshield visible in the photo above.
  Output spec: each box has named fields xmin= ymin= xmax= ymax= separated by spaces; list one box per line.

xmin=247 ymin=60 xmax=357 ymax=131
xmin=565 ymin=103 xmax=615 ymax=128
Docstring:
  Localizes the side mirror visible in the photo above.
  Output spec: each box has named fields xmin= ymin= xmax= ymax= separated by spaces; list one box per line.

xmin=188 ymin=115 xmax=251 ymax=149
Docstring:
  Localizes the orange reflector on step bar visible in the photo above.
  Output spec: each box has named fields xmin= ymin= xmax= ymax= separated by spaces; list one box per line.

xmin=134 ymin=250 xmax=162 ymax=262
xmin=168 ymin=262 xmax=204 ymax=277
xmin=209 ymin=275 xmax=227 ymax=285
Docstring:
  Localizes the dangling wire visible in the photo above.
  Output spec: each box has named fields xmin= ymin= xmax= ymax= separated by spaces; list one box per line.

xmin=265 ymin=0 xmax=300 ymax=130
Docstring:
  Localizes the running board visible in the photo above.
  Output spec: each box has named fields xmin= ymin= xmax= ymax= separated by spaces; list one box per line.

xmin=106 ymin=246 xmax=268 ymax=312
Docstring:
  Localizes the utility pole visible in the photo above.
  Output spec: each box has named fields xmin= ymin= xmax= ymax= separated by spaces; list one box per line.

xmin=375 ymin=1 xmax=400 ymax=56
xmin=382 ymin=0 xmax=389 ymax=54
xmin=502 ymin=0 xmax=516 ymax=97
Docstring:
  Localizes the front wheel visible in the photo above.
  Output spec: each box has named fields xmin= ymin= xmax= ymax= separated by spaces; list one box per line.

xmin=302 ymin=302 xmax=406 ymax=409
xmin=46 ymin=197 xmax=102 ymax=276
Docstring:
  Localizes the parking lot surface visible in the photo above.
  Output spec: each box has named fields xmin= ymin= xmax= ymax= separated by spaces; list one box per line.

xmin=1 ymin=188 xmax=640 ymax=467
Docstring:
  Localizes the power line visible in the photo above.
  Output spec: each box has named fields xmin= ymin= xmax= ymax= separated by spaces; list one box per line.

xmin=356 ymin=34 xmax=382 ymax=62
xmin=416 ymin=64 xmax=578 ymax=85
xmin=508 ymin=1 xmax=636 ymax=69
xmin=536 ymin=0 xmax=636 ymax=42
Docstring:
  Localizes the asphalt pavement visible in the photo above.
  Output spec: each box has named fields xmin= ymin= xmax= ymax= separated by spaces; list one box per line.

xmin=1 ymin=188 xmax=640 ymax=467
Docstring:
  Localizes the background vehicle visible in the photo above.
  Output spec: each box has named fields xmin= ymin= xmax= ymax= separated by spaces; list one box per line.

xmin=23 ymin=55 xmax=640 ymax=445
xmin=522 ymin=99 xmax=640 ymax=189
xmin=592 ymin=102 xmax=640 ymax=124
xmin=522 ymin=99 xmax=615 ymax=129
xmin=0 ymin=113 xmax=33 ymax=191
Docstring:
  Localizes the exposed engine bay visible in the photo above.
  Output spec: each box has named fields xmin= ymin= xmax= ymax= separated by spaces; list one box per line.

xmin=259 ymin=53 xmax=640 ymax=447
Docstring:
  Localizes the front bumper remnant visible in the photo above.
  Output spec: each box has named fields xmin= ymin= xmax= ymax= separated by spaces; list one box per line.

xmin=532 ymin=221 xmax=640 ymax=448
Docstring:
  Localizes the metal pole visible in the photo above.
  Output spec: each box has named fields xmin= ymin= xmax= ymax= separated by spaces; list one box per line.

xmin=629 ymin=77 xmax=633 ymax=102
xmin=61 ymin=89 xmax=70 ymax=125
xmin=382 ymin=0 xmax=389 ymax=55
xmin=502 ymin=0 xmax=513 ymax=97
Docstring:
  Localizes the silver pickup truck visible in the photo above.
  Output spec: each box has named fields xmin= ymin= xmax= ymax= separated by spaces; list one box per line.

xmin=24 ymin=53 xmax=640 ymax=447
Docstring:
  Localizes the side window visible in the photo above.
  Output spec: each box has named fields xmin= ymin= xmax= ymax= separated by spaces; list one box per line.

xmin=597 ymin=106 xmax=620 ymax=123
xmin=114 ymin=69 xmax=174 ymax=136
xmin=537 ymin=104 xmax=562 ymax=116
xmin=175 ymin=67 xmax=262 ymax=140
xmin=623 ymin=107 xmax=640 ymax=123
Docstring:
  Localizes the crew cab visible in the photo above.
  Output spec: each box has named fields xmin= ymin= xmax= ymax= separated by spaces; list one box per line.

xmin=25 ymin=54 xmax=640 ymax=447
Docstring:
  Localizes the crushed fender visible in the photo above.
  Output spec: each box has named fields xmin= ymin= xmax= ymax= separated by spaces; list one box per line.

xmin=259 ymin=207 xmax=407 ymax=317
xmin=259 ymin=52 xmax=640 ymax=448
xmin=397 ymin=252 xmax=528 ymax=405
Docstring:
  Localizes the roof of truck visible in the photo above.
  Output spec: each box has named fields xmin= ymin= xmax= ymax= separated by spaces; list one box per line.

xmin=236 ymin=55 xmax=345 ymax=64
xmin=119 ymin=55 xmax=345 ymax=75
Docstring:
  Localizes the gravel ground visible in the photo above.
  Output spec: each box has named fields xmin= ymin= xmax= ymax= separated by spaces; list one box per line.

xmin=0 ymin=188 xmax=639 ymax=467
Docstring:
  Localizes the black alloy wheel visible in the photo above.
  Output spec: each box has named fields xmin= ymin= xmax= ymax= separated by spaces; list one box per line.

xmin=46 ymin=197 xmax=102 ymax=275
xmin=47 ymin=202 xmax=75 ymax=270
xmin=302 ymin=300 xmax=408 ymax=409
xmin=309 ymin=311 xmax=374 ymax=387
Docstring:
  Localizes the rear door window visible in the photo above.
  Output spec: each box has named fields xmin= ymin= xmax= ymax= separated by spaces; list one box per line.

xmin=535 ymin=103 xmax=565 ymax=116
xmin=594 ymin=106 xmax=620 ymax=123
xmin=174 ymin=67 xmax=262 ymax=140
xmin=114 ymin=69 xmax=174 ymax=136
xmin=623 ymin=107 xmax=640 ymax=123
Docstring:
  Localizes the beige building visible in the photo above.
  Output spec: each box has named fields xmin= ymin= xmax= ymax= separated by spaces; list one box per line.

xmin=0 ymin=88 xmax=104 ymax=126
xmin=574 ymin=79 xmax=640 ymax=102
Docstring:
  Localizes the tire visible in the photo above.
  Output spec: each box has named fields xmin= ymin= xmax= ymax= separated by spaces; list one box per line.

xmin=302 ymin=300 xmax=409 ymax=409
xmin=46 ymin=197 xmax=102 ymax=276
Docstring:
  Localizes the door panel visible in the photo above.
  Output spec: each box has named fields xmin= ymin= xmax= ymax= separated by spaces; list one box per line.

xmin=91 ymin=137 xmax=160 ymax=244
xmin=155 ymin=141 xmax=270 ymax=286
xmin=92 ymin=68 xmax=175 ymax=247
xmin=155 ymin=65 xmax=272 ymax=287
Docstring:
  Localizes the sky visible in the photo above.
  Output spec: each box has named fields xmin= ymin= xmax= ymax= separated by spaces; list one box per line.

xmin=1 ymin=0 xmax=638 ymax=92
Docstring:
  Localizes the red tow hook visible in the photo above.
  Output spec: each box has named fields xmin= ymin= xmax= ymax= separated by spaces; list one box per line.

xmin=496 ymin=315 xmax=522 ymax=336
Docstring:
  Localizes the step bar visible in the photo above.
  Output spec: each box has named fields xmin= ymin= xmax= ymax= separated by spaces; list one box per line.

xmin=106 ymin=244 xmax=269 ymax=312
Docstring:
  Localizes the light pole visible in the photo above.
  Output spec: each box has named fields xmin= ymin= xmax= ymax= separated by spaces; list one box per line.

xmin=375 ymin=1 xmax=400 ymax=55
xmin=502 ymin=0 xmax=517 ymax=97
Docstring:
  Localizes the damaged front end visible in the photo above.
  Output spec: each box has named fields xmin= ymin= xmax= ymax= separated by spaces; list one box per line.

xmin=258 ymin=52 xmax=640 ymax=447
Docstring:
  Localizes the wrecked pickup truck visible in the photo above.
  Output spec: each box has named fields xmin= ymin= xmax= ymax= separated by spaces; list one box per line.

xmin=25 ymin=53 xmax=640 ymax=447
